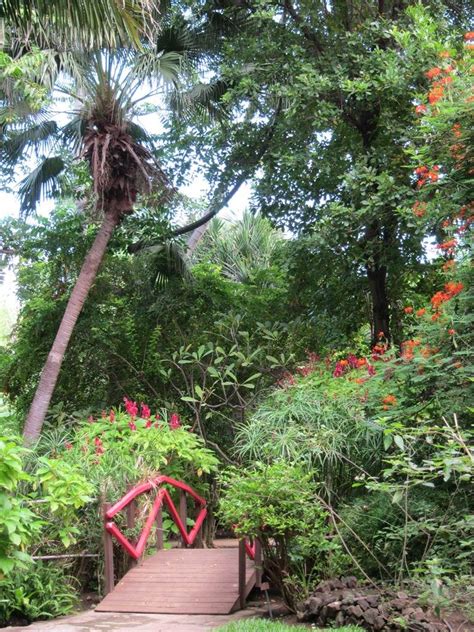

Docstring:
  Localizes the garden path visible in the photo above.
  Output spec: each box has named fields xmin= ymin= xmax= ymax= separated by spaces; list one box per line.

xmin=6 ymin=607 xmax=258 ymax=631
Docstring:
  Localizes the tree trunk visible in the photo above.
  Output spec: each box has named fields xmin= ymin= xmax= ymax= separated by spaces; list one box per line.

xmin=366 ymin=262 xmax=390 ymax=346
xmin=23 ymin=211 xmax=120 ymax=444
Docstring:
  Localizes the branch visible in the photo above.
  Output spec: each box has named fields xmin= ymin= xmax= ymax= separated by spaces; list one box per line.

xmin=282 ymin=0 xmax=324 ymax=54
xmin=129 ymin=100 xmax=283 ymax=252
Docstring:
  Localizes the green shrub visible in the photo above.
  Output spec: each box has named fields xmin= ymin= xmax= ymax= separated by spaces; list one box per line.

xmin=0 ymin=563 xmax=78 ymax=625
xmin=218 ymin=461 xmax=346 ymax=610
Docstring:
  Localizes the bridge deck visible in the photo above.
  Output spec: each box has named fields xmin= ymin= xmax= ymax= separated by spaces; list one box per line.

xmin=96 ymin=548 xmax=256 ymax=614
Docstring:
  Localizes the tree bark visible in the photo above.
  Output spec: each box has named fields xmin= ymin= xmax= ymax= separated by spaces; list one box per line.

xmin=366 ymin=262 xmax=390 ymax=346
xmin=23 ymin=211 xmax=120 ymax=444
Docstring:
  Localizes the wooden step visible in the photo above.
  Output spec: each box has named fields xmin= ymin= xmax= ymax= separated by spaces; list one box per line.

xmin=96 ymin=548 xmax=257 ymax=615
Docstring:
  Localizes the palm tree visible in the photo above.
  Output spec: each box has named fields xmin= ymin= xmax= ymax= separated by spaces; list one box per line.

xmin=192 ymin=211 xmax=284 ymax=283
xmin=1 ymin=0 xmax=159 ymax=50
xmin=2 ymin=50 xmax=181 ymax=442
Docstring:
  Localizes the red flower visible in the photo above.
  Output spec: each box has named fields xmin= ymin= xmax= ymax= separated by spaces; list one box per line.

xmin=94 ymin=436 xmax=105 ymax=455
xmin=145 ymin=419 xmax=152 ymax=428
xmin=169 ymin=413 xmax=181 ymax=430
xmin=65 ymin=441 xmax=73 ymax=451
xmin=140 ymin=403 xmax=151 ymax=419
xmin=124 ymin=397 xmax=138 ymax=418
xmin=416 ymin=308 xmax=426 ymax=317
xmin=404 ymin=306 xmax=413 ymax=314
xmin=129 ymin=421 xmax=137 ymax=431
xmin=367 ymin=364 xmax=376 ymax=376
xmin=88 ymin=415 xmax=94 ymax=423
xmin=448 ymin=328 xmax=456 ymax=335
xmin=109 ymin=410 xmax=115 ymax=423
xmin=415 ymin=104 xmax=427 ymax=114
xmin=382 ymin=394 xmax=397 ymax=406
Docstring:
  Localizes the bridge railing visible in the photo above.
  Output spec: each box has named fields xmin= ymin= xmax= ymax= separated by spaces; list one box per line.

xmin=102 ymin=475 xmax=207 ymax=593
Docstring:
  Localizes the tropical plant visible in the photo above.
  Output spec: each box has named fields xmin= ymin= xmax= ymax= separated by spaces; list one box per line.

xmin=1 ymin=49 xmax=184 ymax=442
xmin=192 ymin=211 xmax=284 ymax=282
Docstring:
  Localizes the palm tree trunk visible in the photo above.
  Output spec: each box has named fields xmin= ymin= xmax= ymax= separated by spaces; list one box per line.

xmin=23 ymin=211 xmax=120 ymax=444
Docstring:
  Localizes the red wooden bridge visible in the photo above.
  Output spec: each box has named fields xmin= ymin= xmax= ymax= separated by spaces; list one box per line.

xmin=96 ymin=475 xmax=262 ymax=615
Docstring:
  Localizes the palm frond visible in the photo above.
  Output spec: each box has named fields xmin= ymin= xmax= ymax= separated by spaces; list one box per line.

xmin=2 ymin=0 xmax=162 ymax=51
xmin=18 ymin=155 xmax=65 ymax=215
xmin=169 ymin=79 xmax=230 ymax=123
xmin=1 ymin=119 xmax=58 ymax=166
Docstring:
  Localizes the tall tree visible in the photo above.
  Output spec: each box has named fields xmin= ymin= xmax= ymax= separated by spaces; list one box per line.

xmin=181 ymin=0 xmax=469 ymax=345
xmin=2 ymin=51 xmax=181 ymax=442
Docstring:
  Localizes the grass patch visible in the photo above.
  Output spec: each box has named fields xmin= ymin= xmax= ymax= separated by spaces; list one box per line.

xmin=215 ymin=619 xmax=363 ymax=631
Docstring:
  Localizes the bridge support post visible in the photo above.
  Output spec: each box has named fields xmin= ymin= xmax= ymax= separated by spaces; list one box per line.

xmin=127 ymin=496 xmax=138 ymax=568
xmin=179 ymin=490 xmax=187 ymax=548
xmin=156 ymin=506 xmax=164 ymax=550
xmin=254 ymin=539 xmax=262 ymax=588
xmin=103 ymin=502 xmax=114 ymax=595
xmin=238 ymin=539 xmax=246 ymax=610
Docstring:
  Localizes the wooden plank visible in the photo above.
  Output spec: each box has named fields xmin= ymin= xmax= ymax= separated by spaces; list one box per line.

xmin=96 ymin=547 xmax=257 ymax=615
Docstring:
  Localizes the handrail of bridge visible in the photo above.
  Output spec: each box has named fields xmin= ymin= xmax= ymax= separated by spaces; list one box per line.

xmin=102 ymin=474 xmax=207 ymax=593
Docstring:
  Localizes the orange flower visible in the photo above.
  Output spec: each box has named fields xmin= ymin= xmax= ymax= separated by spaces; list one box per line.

xmin=448 ymin=328 xmax=456 ymax=335
xmin=357 ymin=357 xmax=367 ymax=367
xmin=464 ymin=32 xmax=474 ymax=40
xmin=412 ymin=201 xmax=427 ymax=218
xmin=404 ymin=306 xmax=413 ymax=314
xmin=439 ymin=50 xmax=451 ymax=58
xmin=432 ymin=312 xmax=442 ymax=322
xmin=444 ymin=281 xmax=464 ymax=297
xmin=425 ymin=67 xmax=442 ymax=79
xmin=416 ymin=308 xmax=426 ymax=317
xmin=452 ymin=123 xmax=462 ymax=138
xmin=415 ymin=104 xmax=427 ymax=114
xmin=431 ymin=291 xmax=449 ymax=309
xmin=382 ymin=394 xmax=397 ymax=406
xmin=339 ymin=359 xmax=348 ymax=367
xmin=442 ymin=259 xmax=456 ymax=271
xmin=437 ymin=238 xmax=457 ymax=252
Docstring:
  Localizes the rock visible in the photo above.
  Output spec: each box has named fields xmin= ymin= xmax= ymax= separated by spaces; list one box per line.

xmin=347 ymin=604 xmax=364 ymax=619
xmin=308 ymin=596 xmax=323 ymax=614
xmin=327 ymin=600 xmax=342 ymax=614
xmin=366 ymin=594 xmax=380 ymax=607
xmin=397 ymin=591 xmax=409 ymax=600
xmin=358 ymin=598 xmax=370 ymax=610
xmin=335 ymin=611 xmax=345 ymax=626
xmin=345 ymin=576 xmax=358 ymax=588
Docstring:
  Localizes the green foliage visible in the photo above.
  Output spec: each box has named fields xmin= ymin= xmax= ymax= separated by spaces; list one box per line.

xmin=235 ymin=358 xmax=382 ymax=499
xmin=0 ymin=563 xmax=78 ymax=626
xmin=218 ymin=462 xmax=345 ymax=609
xmin=0 ymin=437 xmax=39 ymax=576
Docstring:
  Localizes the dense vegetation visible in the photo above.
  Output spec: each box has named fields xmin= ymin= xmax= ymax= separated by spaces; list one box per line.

xmin=0 ymin=0 xmax=472 ymax=627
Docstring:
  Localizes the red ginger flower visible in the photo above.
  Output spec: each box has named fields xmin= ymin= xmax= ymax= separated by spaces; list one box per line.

xmin=169 ymin=413 xmax=181 ymax=430
xmin=124 ymin=397 xmax=138 ymax=418
xmin=140 ymin=403 xmax=151 ymax=419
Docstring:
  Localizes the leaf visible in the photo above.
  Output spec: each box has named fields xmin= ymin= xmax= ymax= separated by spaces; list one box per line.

xmin=393 ymin=435 xmax=405 ymax=451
